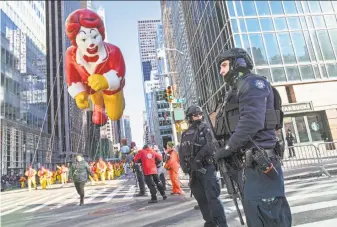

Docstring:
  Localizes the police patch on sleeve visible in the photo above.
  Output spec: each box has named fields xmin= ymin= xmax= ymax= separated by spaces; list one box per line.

xmin=254 ymin=80 xmax=266 ymax=89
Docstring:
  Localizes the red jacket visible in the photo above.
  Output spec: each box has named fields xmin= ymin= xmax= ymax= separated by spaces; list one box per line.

xmin=134 ymin=148 xmax=162 ymax=175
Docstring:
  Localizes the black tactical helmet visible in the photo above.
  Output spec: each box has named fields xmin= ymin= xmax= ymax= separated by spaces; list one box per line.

xmin=217 ymin=48 xmax=254 ymax=70
xmin=186 ymin=104 xmax=203 ymax=116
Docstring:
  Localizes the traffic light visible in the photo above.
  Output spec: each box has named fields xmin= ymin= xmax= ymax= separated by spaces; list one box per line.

xmin=165 ymin=86 xmax=173 ymax=103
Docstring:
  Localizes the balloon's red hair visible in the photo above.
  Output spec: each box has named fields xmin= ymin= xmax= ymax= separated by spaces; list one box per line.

xmin=65 ymin=9 xmax=105 ymax=46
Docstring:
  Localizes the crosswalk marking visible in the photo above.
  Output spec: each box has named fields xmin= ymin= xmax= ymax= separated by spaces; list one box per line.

xmin=24 ymin=192 xmax=75 ymax=213
xmin=293 ymin=218 xmax=337 ymax=227
xmin=1 ymin=192 xmax=64 ymax=216
xmin=291 ymin=199 xmax=337 ymax=214
xmin=86 ymin=188 xmax=108 ymax=203
xmin=123 ymin=185 xmax=136 ymax=200
xmin=101 ymin=186 xmax=125 ymax=202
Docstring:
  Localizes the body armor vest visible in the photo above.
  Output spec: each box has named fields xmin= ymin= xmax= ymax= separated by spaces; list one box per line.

xmin=214 ymin=75 xmax=283 ymax=139
xmin=180 ymin=123 xmax=206 ymax=172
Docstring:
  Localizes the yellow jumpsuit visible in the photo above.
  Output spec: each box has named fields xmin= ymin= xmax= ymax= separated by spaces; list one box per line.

xmin=97 ymin=161 xmax=107 ymax=182
xmin=25 ymin=168 xmax=37 ymax=191
xmin=38 ymin=169 xmax=48 ymax=189
xmin=107 ymin=163 xmax=114 ymax=180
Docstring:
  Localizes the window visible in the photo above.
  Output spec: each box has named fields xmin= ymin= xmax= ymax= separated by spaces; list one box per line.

xmin=284 ymin=1 xmax=297 ymax=14
xmin=310 ymin=31 xmax=323 ymax=61
xmin=241 ymin=1 xmax=257 ymax=16
xmin=312 ymin=65 xmax=321 ymax=79
xmin=234 ymin=1 xmax=243 ymax=16
xmin=277 ymin=32 xmax=296 ymax=64
xmin=287 ymin=17 xmax=301 ymax=30
xmin=299 ymin=65 xmax=315 ymax=80
xmin=263 ymin=33 xmax=282 ymax=64
xmin=255 ymin=1 xmax=270 ymax=15
xmin=274 ymin=17 xmax=288 ymax=31
xmin=312 ymin=16 xmax=326 ymax=29
xmin=269 ymin=1 xmax=284 ymax=15
xmin=286 ymin=66 xmax=301 ymax=81
xmin=324 ymin=15 xmax=337 ymax=29
xmin=306 ymin=16 xmax=314 ymax=29
xmin=293 ymin=116 xmax=309 ymax=143
xmin=320 ymin=1 xmax=334 ymax=13
xmin=248 ymin=34 xmax=268 ymax=65
xmin=246 ymin=18 xmax=260 ymax=32
xmin=326 ymin=64 xmax=337 ymax=77
xmin=271 ymin=67 xmax=286 ymax=82
xmin=320 ymin=64 xmax=328 ymax=78
xmin=295 ymin=1 xmax=304 ymax=14
xmin=316 ymin=30 xmax=335 ymax=61
xmin=260 ymin=18 xmax=274 ymax=31
xmin=256 ymin=68 xmax=272 ymax=82
xmin=234 ymin=34 xmax=242 ymax=47
xmin=227 ymin=1 xmax=235 ymax=17
xmin=239 ymin=19 xmax=247 ymax=32
xmin=329 ymin=29 xmax=337 ymax=55
xmin=291 ymin=31 xmax=310 ymax=62
xmin=231 ymin=19 xmax=238 ymax=33
xmin=303 ymin=31 xmax=316 ymax=61
xmin=299 ymin=17 xmax=307 ymax=29
xmin=308 ymin=1 xmax=322 ymax=13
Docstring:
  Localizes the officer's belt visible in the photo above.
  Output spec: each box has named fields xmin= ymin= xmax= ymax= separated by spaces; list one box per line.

xmin=252 ymin=148 xmax=277 ymax=158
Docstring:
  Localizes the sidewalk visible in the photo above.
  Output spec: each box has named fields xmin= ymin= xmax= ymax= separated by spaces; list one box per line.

xmin=283 ymin=162 xmax=337 ymax=180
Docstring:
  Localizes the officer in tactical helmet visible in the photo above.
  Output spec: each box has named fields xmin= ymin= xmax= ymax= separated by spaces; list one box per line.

xmin=179 ymin=104 xmax=228 ymax=227
xmin=213 ymin=48 xmax=292 ymax=227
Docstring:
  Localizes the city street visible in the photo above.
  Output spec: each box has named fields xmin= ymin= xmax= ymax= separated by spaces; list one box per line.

xmin=2 ymin=174 xmax=337 ymax=227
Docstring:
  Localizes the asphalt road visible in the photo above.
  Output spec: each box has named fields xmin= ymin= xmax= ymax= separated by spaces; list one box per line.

xmin=2 ymin=174 xmax=337 ymax=227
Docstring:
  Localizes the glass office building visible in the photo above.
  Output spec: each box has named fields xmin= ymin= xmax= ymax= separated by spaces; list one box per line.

xmin=161 ymin=0 xmax=337 ymax=144
xmin=1 ymin=1 xmax=50 ymax=174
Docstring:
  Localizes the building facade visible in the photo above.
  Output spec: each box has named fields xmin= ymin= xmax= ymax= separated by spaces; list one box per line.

xmin=1 ymin=1 xmax=51 ymax=174
xmin=119 ymin=115 xmax=132 ymax=146
xmin=138 ymin=19 xmax=161 ymax=143
xmin=161 ymin=1 xmax=198 ymax=109
xmin=161 ymin=0 xmax=337 ymax=144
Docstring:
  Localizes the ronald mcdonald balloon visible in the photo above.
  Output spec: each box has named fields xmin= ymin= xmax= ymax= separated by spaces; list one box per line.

xmin=65 ymin=9 xmax=126 ymax=125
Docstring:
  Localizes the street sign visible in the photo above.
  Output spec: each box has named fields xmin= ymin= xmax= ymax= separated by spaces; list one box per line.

xmin=175 ymin=98 xmax=185 ymax=103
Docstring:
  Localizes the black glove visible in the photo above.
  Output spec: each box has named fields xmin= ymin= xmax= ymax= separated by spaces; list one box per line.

xmin=214 ymin=145 xmax=233 ymax=163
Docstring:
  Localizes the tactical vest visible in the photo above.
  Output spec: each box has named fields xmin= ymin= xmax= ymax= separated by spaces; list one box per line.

xmin=214 ymin=76 xmax=283 ymax=139
xmin=180 ymin=123 xmax=206 ymax=169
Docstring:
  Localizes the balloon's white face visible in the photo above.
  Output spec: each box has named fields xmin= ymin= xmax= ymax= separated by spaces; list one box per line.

xmin=75 ymin=26 xmax=103 ymax=56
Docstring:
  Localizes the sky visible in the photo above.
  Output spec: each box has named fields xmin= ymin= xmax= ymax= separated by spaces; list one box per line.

xmin=97 ymin=1 xmax=161 ymax=148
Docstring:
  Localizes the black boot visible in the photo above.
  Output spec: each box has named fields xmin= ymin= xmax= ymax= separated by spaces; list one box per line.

xmin=160 ymin=191 xmax=167 ymax=200
xmin=135 ymin=192 xmax=146 ymax=197
xmin=148 ymin=195 xmax=158 ymax=203
xmin=79 ymin=196 xmax=84 ymax=206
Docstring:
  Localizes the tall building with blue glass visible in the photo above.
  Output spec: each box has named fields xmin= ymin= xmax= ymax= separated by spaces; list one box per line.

xmin=162 ymin=0 xmax=337 ymax=144
xmin=1 ymin=1 xmax=51 ymax=174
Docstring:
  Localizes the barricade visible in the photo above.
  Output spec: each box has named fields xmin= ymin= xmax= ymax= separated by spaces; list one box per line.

xmin=317 ymin=142 xmax=337 ymax=166
xmin=281 ymin=144 xmax=330 ymax=177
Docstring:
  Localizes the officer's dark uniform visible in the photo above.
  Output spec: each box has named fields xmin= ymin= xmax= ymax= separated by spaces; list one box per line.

xmin=214 ymin=48 xmax=292 ymax=227
xmin=179 ymin=105 xmax=228 ymax=227
xmin=133 ymin=162 xmax=146 ymax=196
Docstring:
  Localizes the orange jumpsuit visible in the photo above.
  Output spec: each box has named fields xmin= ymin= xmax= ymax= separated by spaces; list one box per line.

xmin=165 ymin=149 xmax=184 ymax=195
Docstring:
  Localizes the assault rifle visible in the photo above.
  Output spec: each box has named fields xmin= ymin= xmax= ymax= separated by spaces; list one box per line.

xmin=203 ymin=110 xmax=245 ymax=226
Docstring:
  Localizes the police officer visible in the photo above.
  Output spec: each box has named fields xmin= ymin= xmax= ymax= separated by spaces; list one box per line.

xmin=213 ymin=48 xmax=292 ymax=227
xmin=179 ymin=105 xmax=228 ymax=227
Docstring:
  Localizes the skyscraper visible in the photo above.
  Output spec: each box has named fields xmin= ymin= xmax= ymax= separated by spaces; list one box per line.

xmin=137 ymin=19 xmax=161 ymax=143
xmin=0 ymin=1 xmax=50 ymax=174
xmin=138 ymin=20 xmax=161 ymax=82
xmin=162 ymin=0 xmax=337 ymax=144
